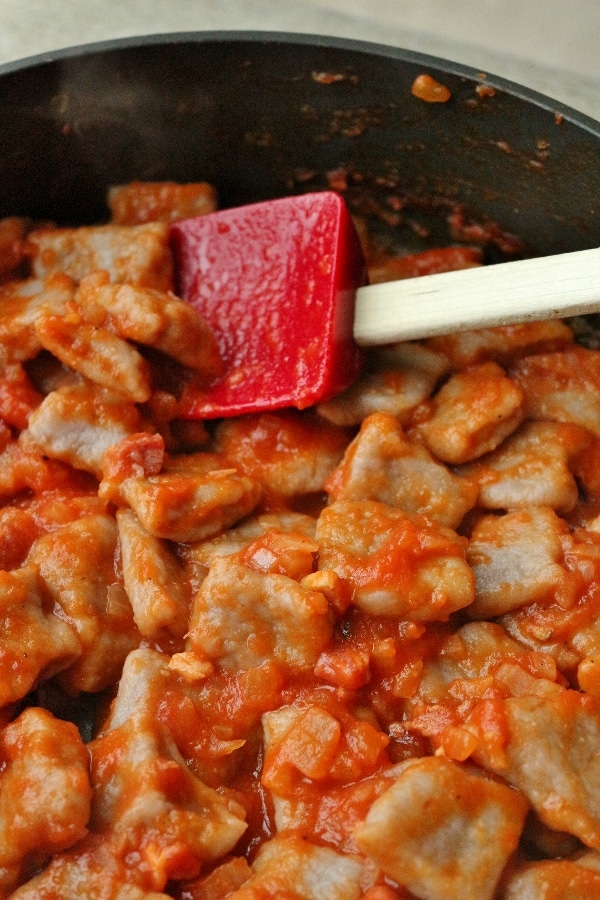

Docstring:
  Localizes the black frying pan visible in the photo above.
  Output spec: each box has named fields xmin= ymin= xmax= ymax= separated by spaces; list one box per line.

xmin=0 ymin=31 xmax=599 ymax=260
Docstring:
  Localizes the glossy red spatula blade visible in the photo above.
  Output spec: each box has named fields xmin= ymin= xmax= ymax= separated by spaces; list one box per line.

xmin=170 ymin=191 xmax=367 ymax=418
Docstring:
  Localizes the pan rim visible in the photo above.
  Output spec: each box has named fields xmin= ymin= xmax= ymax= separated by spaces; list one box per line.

xmin=0 ymin=29 xmax=599 ymax=137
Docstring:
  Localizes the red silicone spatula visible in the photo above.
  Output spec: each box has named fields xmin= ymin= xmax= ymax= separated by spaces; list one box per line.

xmin=171 ymin=191 xmax=366 ymax=418
xmin=170 ymin=191 xmax=600 ymax=419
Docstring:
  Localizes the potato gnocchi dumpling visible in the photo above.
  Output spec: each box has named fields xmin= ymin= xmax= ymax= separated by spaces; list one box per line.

xmin=2 ymin=181 xmax=600 ymax=899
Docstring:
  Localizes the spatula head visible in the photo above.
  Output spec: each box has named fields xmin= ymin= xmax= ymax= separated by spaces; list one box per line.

xmin=170 ymin=191 xmax=367 ymax=418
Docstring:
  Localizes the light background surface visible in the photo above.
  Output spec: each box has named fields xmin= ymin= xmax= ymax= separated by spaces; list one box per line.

xmin=0 ymin=0 xmax=598 ymax=119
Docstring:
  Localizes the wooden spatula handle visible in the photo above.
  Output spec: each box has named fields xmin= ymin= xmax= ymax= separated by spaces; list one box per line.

xmin=353 ymin=246 xmax=600 ymax=345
